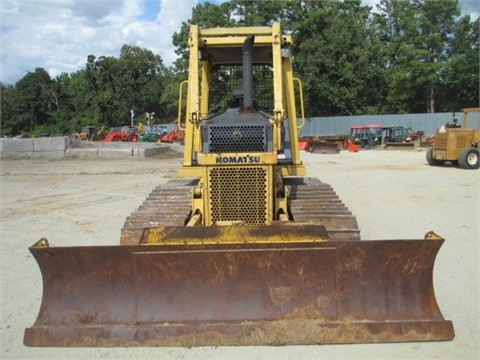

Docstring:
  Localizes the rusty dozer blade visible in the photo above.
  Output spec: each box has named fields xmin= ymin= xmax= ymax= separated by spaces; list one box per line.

xmin=24 ymin=230 xmax=454 ymax=347
xmin=307 ymin=141 xmax=340 ymax=154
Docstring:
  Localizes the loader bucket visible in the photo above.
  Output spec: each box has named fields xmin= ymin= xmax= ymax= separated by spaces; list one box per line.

xmin=24 ymin=233 xmax=453 ymax=347
xmin=308 ymin=141 xmax=340 ymax=154
xmin=384 ymin=142 xmax=415 ymax=151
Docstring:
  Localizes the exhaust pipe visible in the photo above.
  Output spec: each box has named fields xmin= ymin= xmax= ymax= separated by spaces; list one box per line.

xmin=242 ymin=36 xmax=254 ymax=112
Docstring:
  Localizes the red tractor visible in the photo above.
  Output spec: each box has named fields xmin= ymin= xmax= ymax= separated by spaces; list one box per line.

xmin=104 ymin=126 xmax=139 ymax=142
xmin=159 ymin=126 xmax=183 ymax=143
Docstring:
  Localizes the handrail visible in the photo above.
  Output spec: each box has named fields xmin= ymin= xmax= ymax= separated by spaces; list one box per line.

xmin=177 ymin=80 xmax=188 ymax=131
xmin=293 ymin=77 xmax=305 ymax=129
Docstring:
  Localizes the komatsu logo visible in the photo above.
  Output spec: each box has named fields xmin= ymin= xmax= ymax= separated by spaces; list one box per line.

xmin=216 ymin=155 xmax=261 ymax=164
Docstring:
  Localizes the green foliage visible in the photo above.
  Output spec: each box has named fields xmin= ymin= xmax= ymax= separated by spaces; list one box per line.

xmin=374 ymin=0 xmax=463 ymax=113
xmin=294 ymin=0 xmax=387 ymax=115
xmin=172 ymin=1 xmax=237 ymax=72
xmin=53 ymin=71 xmax=94 ymax=134
xmin=2 ymin=68 xmax=56 ymax=136
xmin=1 ymin=83 xmax=16 ymax=137
xmin=159 ymin=69 xmax=186 ymax=122
xmin=2 ymin=0 xmax=478 ymax=136
xmin=438 ymin=16 xmax=480 ymax=111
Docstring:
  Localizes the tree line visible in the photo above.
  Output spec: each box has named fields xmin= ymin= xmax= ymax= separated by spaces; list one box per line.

xmin=1 ymin=0 xmax=478 ymax=137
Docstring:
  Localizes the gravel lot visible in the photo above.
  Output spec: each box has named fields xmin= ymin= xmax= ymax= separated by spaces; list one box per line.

xmin=1 ymin=146 xmax=478 ymax=359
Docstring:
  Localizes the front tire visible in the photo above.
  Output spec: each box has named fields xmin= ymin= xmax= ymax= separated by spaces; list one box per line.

xmin=457 ymin=147 xmax=479 ymax=169
xmin=127 ymin=134 xmax=138 ymax=142
xmin=426 ymin=147 xmax=445 ymax=166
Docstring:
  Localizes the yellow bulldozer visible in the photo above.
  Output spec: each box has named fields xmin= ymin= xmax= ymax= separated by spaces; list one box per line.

xmin=24 ymin=23 xmax=453 ymax=347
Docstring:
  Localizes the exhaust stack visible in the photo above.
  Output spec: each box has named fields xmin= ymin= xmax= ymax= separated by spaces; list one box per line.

xmin=242 ymin=36 xmax=254 ymax=112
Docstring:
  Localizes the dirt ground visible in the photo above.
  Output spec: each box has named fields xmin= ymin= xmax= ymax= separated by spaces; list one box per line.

xmin=0 ymin=146 xmax=478 ymax=359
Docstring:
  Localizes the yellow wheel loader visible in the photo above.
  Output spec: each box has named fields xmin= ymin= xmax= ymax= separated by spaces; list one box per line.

xmin=24 ymin=23 xmax=453 ymax=347
xmin=427 ymin=107 xmax=480 ymax=169
xmin=71 ymin=126 xmax=96 ymax=141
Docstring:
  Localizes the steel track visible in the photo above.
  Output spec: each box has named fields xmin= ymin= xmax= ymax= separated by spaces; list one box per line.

xmin=120 ymin=179 xmax=196 ymax=245
xmin=120 ymin=176 xmax=360 ymax=245
xmin=285 ymin=177 xmax=360 ymax=241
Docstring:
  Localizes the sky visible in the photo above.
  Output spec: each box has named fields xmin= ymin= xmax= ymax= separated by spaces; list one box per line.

xmin=0 ymin=0 xmax=478 ymax=85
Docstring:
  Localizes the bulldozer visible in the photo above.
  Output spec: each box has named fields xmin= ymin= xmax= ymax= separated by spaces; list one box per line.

xmin=24 ymin=23 xmax=453 ymax=347
xmin=426 ymin=107 xmax=479 ymax=169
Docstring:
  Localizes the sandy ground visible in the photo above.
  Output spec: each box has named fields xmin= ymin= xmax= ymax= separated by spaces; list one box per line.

xmin=0 ymin=146 xmax=478 ymax=359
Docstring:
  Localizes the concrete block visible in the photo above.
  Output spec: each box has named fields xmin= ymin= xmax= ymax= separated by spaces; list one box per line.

xmin=1 ymin=150 xmax=35 ymax=159
xmin=134 ymin=148 xmax=145 ymax=157
xmin=1 ymin=138 xmax=34 ymax=153
xmin=143 ymin=146 xmax=166 ymax=157
xmin=65 ymin=148 xmax=99 ymax=159
xmin=98 ymin=148 xmax=134 ymax=158
xmin=33 ymin=151 xmax=66 ymax=159
xmin=133 ymin=146 xmax=167 ymax=157
xmin=33 ymin=137 xmax=69 ymax=152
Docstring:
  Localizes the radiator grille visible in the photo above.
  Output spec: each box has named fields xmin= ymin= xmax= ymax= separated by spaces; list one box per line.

xmin=208 ymin=166 xmax=268 ymax=225
xmin=434 ymin=134 xmax=447 ymax=150
xmin=207 ymin=124 xmax=268 ymax=153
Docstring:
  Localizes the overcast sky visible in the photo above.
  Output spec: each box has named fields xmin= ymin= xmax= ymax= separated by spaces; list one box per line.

xmin=1 ymin=0 xmax=478 ymax=85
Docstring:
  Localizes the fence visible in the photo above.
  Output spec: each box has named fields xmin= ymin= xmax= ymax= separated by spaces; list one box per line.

xmin=298 ymin=112 xmax=475 ymax=138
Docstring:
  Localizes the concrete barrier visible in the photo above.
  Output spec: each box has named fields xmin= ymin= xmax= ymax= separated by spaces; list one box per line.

xmin=0 ymin=137 xmax=172 ymax=159
xmin=33 ymin=137 xmax=70 ymax=159
xmin=135 ymin=147 xmax=167 ymax=157
xmin=1 ymin=137 xmax=69 ymax=159
xmin=65 ymin=148 xmax=99 ymax=159
xmin=1 ymin=138 xmax=35 ymax=159
xmin=98 ymin=148 xmax=134 ymax=158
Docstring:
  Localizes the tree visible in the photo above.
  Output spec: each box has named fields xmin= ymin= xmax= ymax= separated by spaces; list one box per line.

xmin=5 ymin=68 xmax=56 ymax=135
xmin=84 ymin=45 xmax=170 ymax=127
xmin=232 ymin=0 xmax=296 ymax=27
xmin=374 ymin=0 xmax=461 ymax=113
xmin=159 ymin=68 xmax=186 ymax=121
xmin=53 ymin=70 xmax=95 ymax=134
xmin=294 ymin=0 xmax=387 ymax=115
xmin=374 ymin=0 xmax=423 ymax=113
xmin=438 ymin=15 xmax=479 ymax=111
xmin=172 ymin=1 xmax=237 ymax=72
xmin=1 ymin=82 xmax=15 ymax=136
xmin=416 ymin=0 xmax=460 ymax=112
xmin=86 ymin=54 xmax=121 ymax=126
xmin=2 ymin=1 xmax=478 ymax=138
xmin=117 ymin=45 xmax=167 ymax=121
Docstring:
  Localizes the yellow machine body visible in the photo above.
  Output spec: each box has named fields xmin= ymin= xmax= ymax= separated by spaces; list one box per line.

xmin=428 ymin=107 xmax=480 ymax=169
